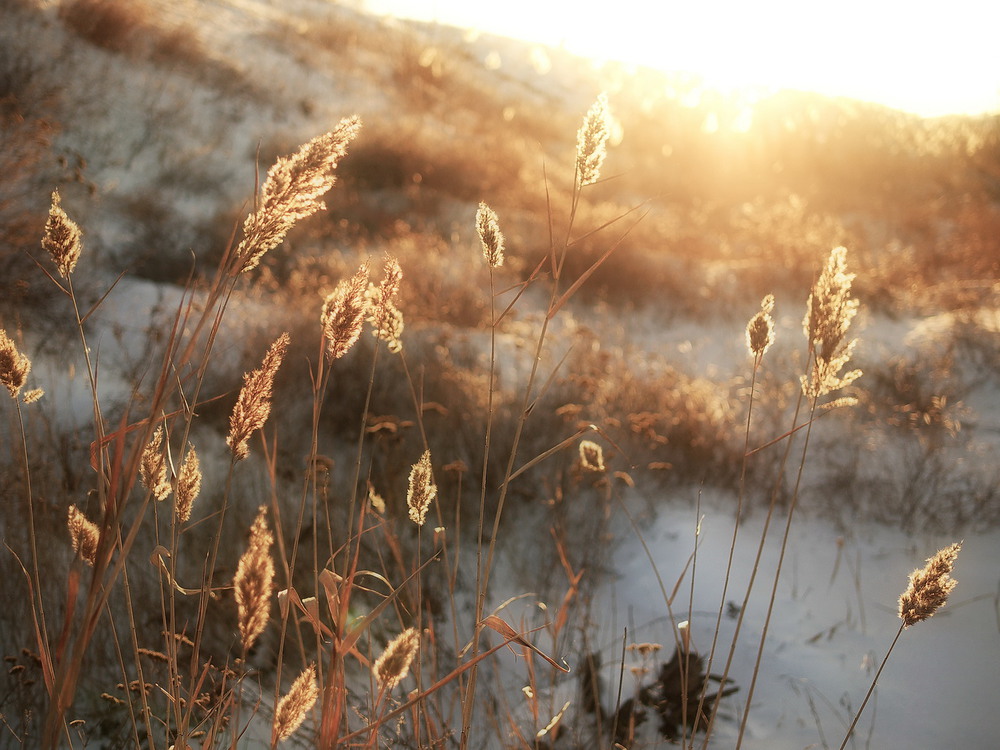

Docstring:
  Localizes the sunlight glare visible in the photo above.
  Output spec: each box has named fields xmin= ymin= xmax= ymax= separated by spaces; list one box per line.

xmin=363 ymin=0 xmax=1000 ymax=118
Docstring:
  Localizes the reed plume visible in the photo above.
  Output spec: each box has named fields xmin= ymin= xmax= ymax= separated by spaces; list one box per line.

xmin=837 ymin=541 xmax=962 ymax=750
xmin=41 ymin=190 xmax=83 ymax=278
xmin=227 ymin=332 xmax=290 ymax=461
xmin=235 ymin=117 xmax=361 ymax=274
xmin=366 ymin=256 xmax=404 ymax=353
xmin=576 ymin=93 xmax=610 ymax=187
xmin=367 ymin=481 xmax=386 ymax=515
xmin=898 ymin=542 xmax=961 ymax=627
xmin=321 ymin=262 xmax=370 ymax=362
xmin=374 ymin=627 xmax=420 ymax=691
xmin=272 ymin=664 xmax=319 ymax=743
xmin=476 ymin=202 xmax=505 ymax=268
xmin=22 ymin=388 xmax=44 ymax=404
xmin=801 ymin=247 xmax=862 ymax=397
xmin=174 ymin=445 xmax=201 ymax=523
xmin=67 ymin=505 xmax=99 ymax=566
xmin=406 ymin=450 xmax=436 ymax=526
xmin=0 ymin=329 xmax=31 ymax=399
xmin=234 ymin=506 xmax=275 ymax=652
xmin=578 ymin=439 xmax=606 ymax=472
xmin=746 ymin=294 xmax=775 ymax=358
xmin=140 ymin=425 xmax=171 ymax=501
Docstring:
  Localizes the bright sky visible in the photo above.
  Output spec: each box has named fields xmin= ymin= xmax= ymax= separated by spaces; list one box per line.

xmin=362 ymin=0 xmax=1000 ymax=118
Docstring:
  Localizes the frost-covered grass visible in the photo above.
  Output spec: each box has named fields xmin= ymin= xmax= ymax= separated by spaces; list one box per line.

xmin=1 ymin=1 xmax=999 ymax=748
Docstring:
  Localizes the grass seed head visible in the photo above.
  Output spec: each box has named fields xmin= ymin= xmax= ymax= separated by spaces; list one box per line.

xmin=476 ymin=202 xmax=505 ymax=268
xmin=272 ymin=664 xmax=319 ymax=742
xmin=321 ymin=262 xmax=370 ymax=362
xmin=366 ymin=256 xmax=404 ymax=353
xmin=579 ymin=439 xmax=606 ymax=472
xmin=746 ymin=294 xmax=776 ymax=358
xmin=407 ymin=450 xmax=436 ymax=526
xmin=0 ymin=329 xmax=31 ymax=399
xmin=576 ymin=93 xmax=610 ymax=187
xmin=898 ymin=542 xmax=961 ymax=627
xmin=174 ymin=445 xmax=201 ymax=523
xmin=227 ymin=333 xmax=290 ymax=461
xmin=140 ymin=426 xmax=171 ymax=501
xmin=67 ymin=505 xmax=99 ymax=566
xmin=374 ymin=627 xmax=420 ymax=691
xmin=236 ymin=117 xmax=361 ymax=274
xmin=42 ymin=190 xmax=83 ymax=278
xmin=801 ymin=247 xmax=862 ymax=398
xmin=234 ymin=506 xmax=275 ymax=652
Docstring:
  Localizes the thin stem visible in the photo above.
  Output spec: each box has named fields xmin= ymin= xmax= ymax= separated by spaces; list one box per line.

xmin=735 ymin=394 xmax=819 ymax=749
xmin=693 ymin=354 xmax=762 ymax=745
xmin=837 ymin=623 xmax=904 ymax=750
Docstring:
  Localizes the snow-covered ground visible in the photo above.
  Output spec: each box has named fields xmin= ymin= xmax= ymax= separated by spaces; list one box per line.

xmin=594 ymin=496 xmax=999 ymax=749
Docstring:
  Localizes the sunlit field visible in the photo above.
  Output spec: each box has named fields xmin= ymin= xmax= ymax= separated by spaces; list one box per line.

xmin=2 ymin=1 xmax=999 ymax=749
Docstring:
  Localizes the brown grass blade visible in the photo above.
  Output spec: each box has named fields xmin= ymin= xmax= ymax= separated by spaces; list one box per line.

xmin=547 ymin=209 xmax=647 ymax=320
xmin=481 ymin=615 xmax=569 ymax=673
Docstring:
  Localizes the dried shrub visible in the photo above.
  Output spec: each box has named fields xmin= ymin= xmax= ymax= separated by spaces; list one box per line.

xmin=59 ymin=0 xmax=145 ymax=54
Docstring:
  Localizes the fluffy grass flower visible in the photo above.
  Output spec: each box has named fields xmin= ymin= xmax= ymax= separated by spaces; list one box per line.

xmin=578 ymin=440 xmax=606 ymax=472
xmin=321 ymin=262 xmax=369 ymax=362
xmin=366 ymin=257 xmax=404 ymax=353
xmin=407 ymin=449 xmax=436 ymax=526
xmin=272 ymin=664 xmax=319 ymax=742
xmin=234 ymin=506 xmax=275 ymax=652
xmin=476 ymin=202 xmax=505 ymax=268
xmin=746 ymin=294 xmax=775 ymax=358
xmin=42 ymin=190 xmax=83 ymax=278
xmin=235 ymin=117 xmax=361 ymax=274
xmin=0 ymin=329 xmax=31 ymax=399
xmin=374 ymin=627 xmax=420 ymax=691
xmin=174 ymin=445 xmax=201 ymax=523
xmin=898 ymin=542 xmax=961 ymax=628
xmin=67 ymin=505 xmax=99 ymax=566
xmin=576 ymin=93 xmax=610 ymax=187
xmin=227 ymin=333 xmax=290 ymax=461
xmin=801 ymin=247 xmax=862 ymax=397
xmin=140 ymin=426 xmax=171 ymax=501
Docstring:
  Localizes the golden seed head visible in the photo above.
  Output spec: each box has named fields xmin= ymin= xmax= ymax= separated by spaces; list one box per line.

xmin=67 ymin=505 xmax=100 ymax=566
xmin=227 ymin=333 xmax=290 ymax=461
xmin=235 ymin=117 xmax=361 ymax=274
xmin=578 ymin=440 xmax=606 ymax=472
xmin=321 ymin=262 xmax=370 ymax=362
xmin=42 ymin=190 xmax=83 ymax=278
xmin=407 ymin=450 xmax=436 ymax=526
xmin=367 ymin=481 xmax=386 ymax=515
xmin=626 ymin=642 xmax=662 ymax=658
xmin=0 ymin=329 xmax=31 ymax=399
xmin=234 ymin=506 xmax=275 ymax=652
xmin=576 ymin=93 xmax=610 ymax=187
xmin=174 ymin=445 xmax=201 ymax=523
xmin=22 ymin=388 xmax=44 ymax=404
xmin=374 ymin=627 xmax=420 ymax=690
xmin=140 ymin=426 xmax=172 ymax=501
xmin=899 ymin=542 xmax=961 ymax=628
xmin=800 ymin=247 xmax=862 ymax=398
xmin=272 ymin=664 xmax=319 ymax=742
xmin=476 ymin=202 xmax=505 ymax=268
xmin=365 ymin=257 xmax=404 ymax=353
xmin=746 ymin=294 xmax=776 ymax=358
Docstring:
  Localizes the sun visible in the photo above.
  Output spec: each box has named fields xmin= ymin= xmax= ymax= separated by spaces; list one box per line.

xmin=363 ymin=0 xmax=1000 ymax=118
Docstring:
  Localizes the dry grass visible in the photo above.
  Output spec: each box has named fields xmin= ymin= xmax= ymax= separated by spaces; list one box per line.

xmin=0 ymin=11 xmax=996 ymax=748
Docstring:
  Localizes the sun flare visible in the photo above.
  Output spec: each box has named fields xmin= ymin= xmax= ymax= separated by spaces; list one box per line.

xmin=364 ymin=0 xmax=1000 ymax=118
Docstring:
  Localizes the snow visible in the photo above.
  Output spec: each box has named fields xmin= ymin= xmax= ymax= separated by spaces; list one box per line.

xmin=595 ymin=495 xmax=1000 ymax=749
